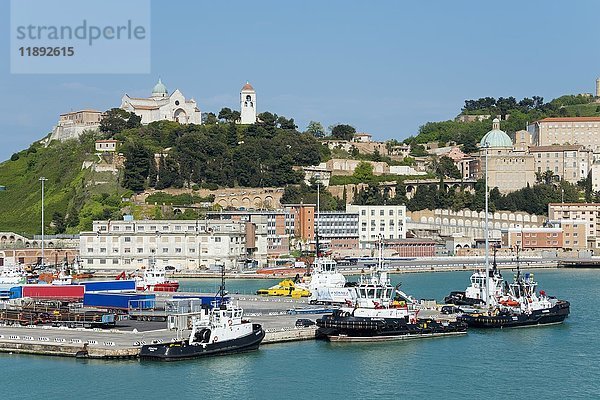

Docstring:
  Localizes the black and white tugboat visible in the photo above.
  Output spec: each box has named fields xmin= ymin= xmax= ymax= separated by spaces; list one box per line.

xmin=458 ymin=262 xmax=570 ymax=328
xmin=140 ymin=268 xmax=265 ymax=361
xmin=444 ymin=245 xmax=505 ymax=306
xmin=316 ymin=237 xmax=467 ymax=342
xmin=454 ymin=138 xmax=570 ymax=328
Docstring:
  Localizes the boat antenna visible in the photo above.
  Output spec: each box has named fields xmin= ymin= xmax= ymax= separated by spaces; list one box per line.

xmin=217 ymin=264 xmax=226 ymax=304
xmin=483 ymin=141 xmax=491 ymax=308
xmin=315 ymin=180 xmax=320 ymax=259
xmin=515 ymin=244 xmax=521 ymax=281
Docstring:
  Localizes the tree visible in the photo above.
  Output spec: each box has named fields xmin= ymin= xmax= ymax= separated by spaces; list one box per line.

xmin=100 ymin=108 xmax=141 ymax=136
xmin=51 ymin=211 xmax=66 ymax=234
xmin=331 ymin=124 xmax=356 ymax=141
xmin=204 ymin=112 xmax=218 ymax=124
xmin=305 ymin=121 xmax=325 ymax=138
xmin=218 ymin=108 xmax=233 ymax=122
xmin=433 ymin=156 xmax=462 ymax=179
xmin=257 ymin=112 xmax=277 ymax=127
xmin=353 ymin=161 xmax=375 ymax=182
xmin=122 ymin=142 xmax=153 ymax=192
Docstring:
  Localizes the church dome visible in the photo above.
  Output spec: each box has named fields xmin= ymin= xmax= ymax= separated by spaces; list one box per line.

xmin=480 ymin=118 xmax=513 ymax=148
xmin=152 ymin=78 xmax=168 ymax=96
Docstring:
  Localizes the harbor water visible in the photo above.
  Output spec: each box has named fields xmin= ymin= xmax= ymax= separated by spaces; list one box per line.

xmin=1 ymin=269 xmax=598 ymax=399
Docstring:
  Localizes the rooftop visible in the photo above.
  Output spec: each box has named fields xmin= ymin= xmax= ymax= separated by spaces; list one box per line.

xmin=529 ymin=145 xmax=585 ymax=152
xmin=536 ymin=117 xmax=600 ymax=123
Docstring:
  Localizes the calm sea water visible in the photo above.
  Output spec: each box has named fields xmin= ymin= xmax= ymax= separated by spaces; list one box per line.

xmin=1 ymin=269 xmax=598 ymax=400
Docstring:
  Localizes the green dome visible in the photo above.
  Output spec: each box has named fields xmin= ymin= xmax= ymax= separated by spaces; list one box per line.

xmin=152 ymin=78 xmax=168 ymax=95
xmin=480 ymin=118 xmax=512 ymax=148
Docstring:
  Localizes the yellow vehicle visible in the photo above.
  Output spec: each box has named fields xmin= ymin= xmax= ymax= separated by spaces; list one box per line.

xmin=256 ymin=279 xmax=311 ymax=298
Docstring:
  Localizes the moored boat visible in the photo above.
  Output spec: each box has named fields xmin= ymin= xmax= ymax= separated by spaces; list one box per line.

xmin=133 ymin=257 xmax=179 ymax=292
xmin=140 ymin=268 xmax=265 ymax=360
xmin=451 ymin=138 xmax=570 ymax=329
xmin=316 ymin=237 xmax=467 ymax=341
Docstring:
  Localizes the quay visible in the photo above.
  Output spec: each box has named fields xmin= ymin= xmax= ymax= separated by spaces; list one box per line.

xmin=0 ymin=295 xmax=321 ymax=359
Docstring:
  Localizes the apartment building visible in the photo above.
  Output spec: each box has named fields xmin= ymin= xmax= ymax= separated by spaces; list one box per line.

xmin=529 ymin=145 xmax=592 ymax=184
xmin=80 ymin=219 xmax=253 ymax=271
xmin=345 ymin=204 xmax=406 ymax=249
xmin=528 ymin=117 xmax=600 ymax=151
xmin=548 ymin=203 xmax=599 ymax=248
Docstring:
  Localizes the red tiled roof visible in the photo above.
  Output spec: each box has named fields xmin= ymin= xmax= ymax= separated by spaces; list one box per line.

xmin=241 ymin=82 xmax=254 ymax=91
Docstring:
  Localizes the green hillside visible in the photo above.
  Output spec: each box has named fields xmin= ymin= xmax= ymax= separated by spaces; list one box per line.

xmin=0 ymin=134 xmax=127 ymax=236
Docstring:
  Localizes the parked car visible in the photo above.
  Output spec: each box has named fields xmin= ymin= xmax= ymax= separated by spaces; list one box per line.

xmin=295 ymin=318 xmax=315 ymax=328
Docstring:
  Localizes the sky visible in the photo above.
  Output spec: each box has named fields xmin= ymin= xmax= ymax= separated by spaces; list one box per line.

xmin=1 ymin=0 xmax=600 ymax=161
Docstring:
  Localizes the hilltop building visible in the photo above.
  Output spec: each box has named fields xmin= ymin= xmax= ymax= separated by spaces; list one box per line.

xmin=527 ymin=117 xmax=600 ymax=152
xmin=49 ymin=109 xmax=102 ymax=142
xmin=240 ymin=82 xmax=257 ymax=124
xmin=120 ymin=79 xmax=201 ymax=125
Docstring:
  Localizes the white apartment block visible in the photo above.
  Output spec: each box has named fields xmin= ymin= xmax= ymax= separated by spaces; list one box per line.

xmin=80 ymin=220 xmax=253 ymax=271
xmin=346 ymin=204 xmax=406 ymax=249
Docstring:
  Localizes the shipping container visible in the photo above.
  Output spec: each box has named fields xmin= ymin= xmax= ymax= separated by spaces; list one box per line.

xmin=83 ymin=292 xmax=155 ymax=310
xmin=78 ymin=280 xmax=136 ymax=293
xmin=9 ymin=286 xmax=22 ymax=299
xmin=23 ymin=284 xmax=84 ymax=300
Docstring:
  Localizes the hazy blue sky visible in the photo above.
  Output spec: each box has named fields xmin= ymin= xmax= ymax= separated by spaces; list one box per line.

xmin=1 ymin=0 xmax=600 ymax=161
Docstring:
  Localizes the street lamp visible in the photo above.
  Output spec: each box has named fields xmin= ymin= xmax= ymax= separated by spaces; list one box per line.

xmin=39 ymin=177 xmax=48 ymax=269
xmin=481 ymin=142 xmax=491 ymax=307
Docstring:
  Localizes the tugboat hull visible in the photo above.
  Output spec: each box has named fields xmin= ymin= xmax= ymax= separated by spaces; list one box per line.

xmin=316 ymin=314 xmax=467 ymax=341
xmin=140 ymin=327 xmax=265 ymax=361
xmin=458 ymin=300 xmax=570 ymax=329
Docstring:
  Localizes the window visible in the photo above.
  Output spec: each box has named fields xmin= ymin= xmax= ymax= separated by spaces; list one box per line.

xmin=87 ymin=248 xmax=93 ymax=253
xmin=215 ymin=237 xmax=221 ymax=242
xmin=137 ymin=248 xmax=143 ymax=253
xmin=99 ymin=259 xmax=106 ymax=264
xmin=100 ymin=248 xmax=106 ymax=253
xmin=162 ymin=248 xmax=168 ymax=253
xmin=124 ymin=248 xmax=131 ymax=253
xmin=124 ymin=237 xmax=131 ymax=242
xmin=389 ymin=210 xmax=394 ymax=216
xmin=175 ymin=248 xmax=182 ymax=253
xmin=112 ymin=259 xmax=119 ymax=264
xmin=380 ymin=210 xmax=384 ymax=216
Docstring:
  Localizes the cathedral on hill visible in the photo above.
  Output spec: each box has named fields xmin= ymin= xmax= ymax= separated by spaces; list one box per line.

xmin=120 ymin=79 xmax=201 ymax=125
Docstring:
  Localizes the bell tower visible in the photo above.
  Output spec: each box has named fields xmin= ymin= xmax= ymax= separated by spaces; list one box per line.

xmin=240 ymin=81 xmax=257 ymax=124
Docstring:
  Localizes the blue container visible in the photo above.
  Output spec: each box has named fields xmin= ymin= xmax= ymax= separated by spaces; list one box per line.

xmin=83 ymin=292 xmax=155 ymax=309
xmin=9 ymin=286 xmax=22 ymax=299
xmin=79 ymin=280 xmax=136 ymax=293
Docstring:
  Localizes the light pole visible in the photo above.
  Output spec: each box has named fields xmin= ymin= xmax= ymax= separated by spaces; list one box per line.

xmin=482 ymin=143 xmax=491 ymax=308
xmin=39 ymin=177 xmax=48 ymax=268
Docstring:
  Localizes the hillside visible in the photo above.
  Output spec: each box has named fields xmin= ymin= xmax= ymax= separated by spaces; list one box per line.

xmin=0 ymin=134 xmax=127 ymax=235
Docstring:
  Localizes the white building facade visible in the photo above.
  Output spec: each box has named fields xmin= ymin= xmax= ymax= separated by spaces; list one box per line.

xmin=120 ymin=79 xmax=201 ymax=125
xmin=80 ymin=220 xmax=251 ymax=271
xmin=346 ymin=204 xmax=407 ymax=248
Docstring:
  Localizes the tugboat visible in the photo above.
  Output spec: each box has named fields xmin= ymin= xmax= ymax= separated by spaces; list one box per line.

xmin=457 ymin=262 xmax=570 ymax=328
xmin=453 ymin=139 xmax=570 ymax=328
xmin=316 ymin=237 xmax=467 ymax=342
xmin=140 ymin=267 xmax=265 ymax=360
xmin=302 ymin=184 xmax=356 ymax=305
xmin=444 ymin=245 xmax=504 ymax=306
xmin=133 ymin=256 xmax=179 ymax=292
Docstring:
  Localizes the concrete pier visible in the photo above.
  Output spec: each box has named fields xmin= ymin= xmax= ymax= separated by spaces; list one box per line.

xmin=0 ymin=295 xmax=325 ymax=359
